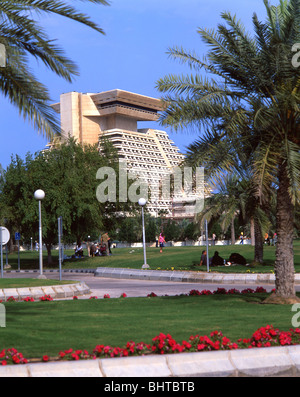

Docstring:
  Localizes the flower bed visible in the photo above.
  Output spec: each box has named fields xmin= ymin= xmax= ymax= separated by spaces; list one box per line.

xmin=0 ymin=286 xmax=271 ymax=303
xmin=1 ymin=325 xmax=300 ymax=366
xmin=1 ymin=286 xmax=294 ymax=366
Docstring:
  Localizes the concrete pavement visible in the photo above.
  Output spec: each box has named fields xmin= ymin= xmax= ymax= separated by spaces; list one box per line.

xmin=0 ymin=266 xmax=280 ymax=301
xmin=1 ymin=345 xmax=300 ymax=377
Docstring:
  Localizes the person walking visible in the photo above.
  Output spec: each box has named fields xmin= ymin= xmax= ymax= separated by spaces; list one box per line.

xmin=239 ymin=233 xmax=244 ymax=244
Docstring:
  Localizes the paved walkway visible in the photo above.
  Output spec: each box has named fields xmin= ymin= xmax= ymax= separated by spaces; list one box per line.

xmin=0 ymin=266 xmax=281 ymax=301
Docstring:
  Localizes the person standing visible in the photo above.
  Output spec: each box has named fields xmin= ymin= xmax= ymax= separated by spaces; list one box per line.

xmin=101 ymin=232 xmax=109 ymax=255
xmin=108 ymin=236 xmax=112 ymax=255
xmin=159 ymin=233 xmax=166 ymax=253
xmin=212 ymin=233 xmax=216 ymax=246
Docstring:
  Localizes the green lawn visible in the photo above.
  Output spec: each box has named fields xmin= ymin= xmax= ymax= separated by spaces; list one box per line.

xmin=4 ymin=239 xmax=300 ymax=273
xmin=0 ymin=279 xmax=74 ymax=289
xmin=1 ymin=244 xmax=299 ymax=361
xmin=0 ymin=293 xmax=296 ymax=359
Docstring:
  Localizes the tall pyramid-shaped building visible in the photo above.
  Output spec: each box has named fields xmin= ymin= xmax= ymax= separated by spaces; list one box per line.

xmin=51 ymin=89 xmax=200 ymax=217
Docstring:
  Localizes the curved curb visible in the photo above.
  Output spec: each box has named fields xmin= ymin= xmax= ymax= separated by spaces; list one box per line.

xmin=94 ymin=267 xmax=280 ymax=285
xmin=0 ymin=282 xmax=90 ymax=301
xmin=0 ymin=345 xmax=300 ymax=377
xmin=4 ymin=267 xmax=300 ymax=285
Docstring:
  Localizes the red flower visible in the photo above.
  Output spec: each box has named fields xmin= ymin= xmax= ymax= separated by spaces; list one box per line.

xmin=23 ymin=297 xmax=34 ymax=302
xmin=12 ymin=355 xmax=20 ymax=364
xmin=147 ymin=292 xmax=157 ymax=297
xmin=39 ymin=295 xmax=53 ymax=301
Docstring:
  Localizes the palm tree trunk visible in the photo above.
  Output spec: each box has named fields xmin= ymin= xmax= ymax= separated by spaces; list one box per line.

xmin=254 ymin=217 xmax=263 ymax=263
xmin=250 ymin=217 xmax=255 ymax=246
xmin=265 ymin=160 xmax=299 ymax=304
xmin=46 ymin=243 xmax=53 ymax=266
xmin=231 ymin=218 xmax=235 ymax=245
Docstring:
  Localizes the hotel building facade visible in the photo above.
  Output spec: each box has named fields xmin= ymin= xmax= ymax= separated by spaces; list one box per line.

xmin=52 ymin=89 xmax=203 ymax=218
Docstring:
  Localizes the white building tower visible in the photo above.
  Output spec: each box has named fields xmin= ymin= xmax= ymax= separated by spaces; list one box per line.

xmin=52 ymin=89 xmax=203 ymax=218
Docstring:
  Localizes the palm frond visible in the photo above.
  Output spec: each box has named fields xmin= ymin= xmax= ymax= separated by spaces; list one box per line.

xmin=0 ymin=0 xmax=109 ymax=138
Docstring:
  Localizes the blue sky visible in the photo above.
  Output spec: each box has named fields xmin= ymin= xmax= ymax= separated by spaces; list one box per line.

xmin=0 ymin=0 xmax=268 ymax=170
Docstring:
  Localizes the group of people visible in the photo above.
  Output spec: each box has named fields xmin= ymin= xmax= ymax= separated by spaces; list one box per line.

xmin=198 ymin=250 xmax=247 ymax=267
xmin=73 ymin=232 xmax=112 ymax=258
xmin=264 ymin=232 xmax=277 ymax=246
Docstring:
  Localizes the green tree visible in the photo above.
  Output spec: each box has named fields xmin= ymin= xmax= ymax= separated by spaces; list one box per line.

xmin=0 ymin=0 xmax=109 ymax=138
xmin=196 ymin=174 xmax=245 ymax=246
xmin=182 ymin=221 xmax=198 ymax=241
xmin=145 ymin=215 xmax=157 ymax=243
xmin=163 ymin=219 xmax=181 ymax=242
xmin=117 ymin=217 xmax=140 ymax=244
xmin=0 ymin=138 xmax=134 ymax=264
xmin=157 ymin=0 xmax=300 ymax=303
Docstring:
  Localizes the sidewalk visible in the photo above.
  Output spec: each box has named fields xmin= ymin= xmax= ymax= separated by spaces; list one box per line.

xmin=1 ymin=345 xmax=300 ymax=377
xmin=0 ymin=266 xmax=288 ymax=301
xmin=0 ymin=267 xmax=280 ymax=301
xmin=0 ymin=279 xmax=90 ymax=301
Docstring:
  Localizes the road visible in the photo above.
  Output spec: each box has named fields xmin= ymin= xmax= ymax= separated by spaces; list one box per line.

xmin=1 ymin=270 xmax=278 ymax=298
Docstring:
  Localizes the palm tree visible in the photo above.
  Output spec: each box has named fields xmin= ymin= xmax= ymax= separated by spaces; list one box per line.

xmin=195 ymin=171 xmax=271 ymax=265
xmin=184 ymin=125 xmax=274 ymax=263
xmin=157 ymin=0 xmax=300 ymax=303
xmin=0 ymin=0 xmax=109 ymax=138
xmin=196 ymin=174 xmax=243 ymax=245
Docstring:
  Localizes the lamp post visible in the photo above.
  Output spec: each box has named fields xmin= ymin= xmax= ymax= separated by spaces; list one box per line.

xmin=205 ymin=219 xmax=210 ymax=273
xmin=34 ymin=189 xmax=46 ymax=279
xmin=138 ymin=198 xmax=149 ymax=269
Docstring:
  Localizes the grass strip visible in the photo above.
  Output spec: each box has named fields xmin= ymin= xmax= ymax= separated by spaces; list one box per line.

xmin=0 ymin=279 xmax=75 ymax=289
xmin=4 ymin=241 xmax=300 ymax=273
xmin=0 ymin=293 xmax=296 ymax=358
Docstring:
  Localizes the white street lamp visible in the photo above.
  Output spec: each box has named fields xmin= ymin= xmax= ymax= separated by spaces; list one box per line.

xmin=138 ymin=198 xmax=149 ymax=269
xmin=34 ymin=189 xmax=46 ymax=279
